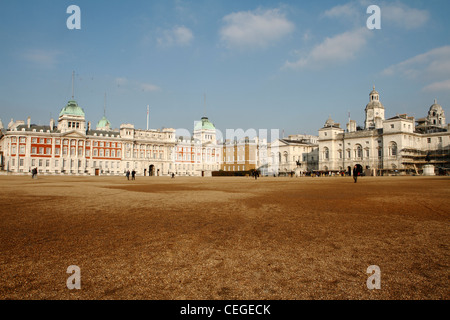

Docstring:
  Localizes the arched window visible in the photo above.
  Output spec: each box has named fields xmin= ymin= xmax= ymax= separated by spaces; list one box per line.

xmin=389 ymin=142 xmax=397 ymax=157
xmin=323 ymin=147 xmax=329 ymax=160
xmin=355 ymin=144 xmax=362 ymax=159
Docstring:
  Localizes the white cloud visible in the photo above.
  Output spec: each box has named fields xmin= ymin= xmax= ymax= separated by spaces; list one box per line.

xmin=22 ymin=49 xmax=61 ymax=68
xmin=383 ymin=3 xmax=430 ymax=30
xmin=382 ymin=46 xmax=450 ymax=92
xmin=323 ymin=2 xmax=360 ymax=20
xmin=157 ymin=25 xmax=194 ymax=47
xmin=423 ymin=79 xmax=450 ymax=92
xmin=382 ymin=46 xmax=450 ymax=79
xmin=140 ymin=83 xmax=161 ymax=92
xmin=283 ymin=28 xmax=370 ymax=69
xmin=115 ymin=77 xmax=161 ymax=92
xmin=115 ymin=77 xmax=128 ymax=87
xmin=219 ymin=8 xmax=294 ymax=50
xmin=323 ymin=1 xmax=430 ymax=29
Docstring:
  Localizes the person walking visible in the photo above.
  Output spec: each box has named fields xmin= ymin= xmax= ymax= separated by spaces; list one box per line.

xmin=31 ymin=167 xmax=37 ymax=179
xmin=126 ymin=170 xmax=130 ymax=180
xmin=353 ymin=165 xmax=359 ymax=183
xmin=131 ymin=170 xmax=136 ymax=180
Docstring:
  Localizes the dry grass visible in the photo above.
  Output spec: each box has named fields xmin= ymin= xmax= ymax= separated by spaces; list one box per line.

xmin=0 ymin=174 xmax=448 ymax=300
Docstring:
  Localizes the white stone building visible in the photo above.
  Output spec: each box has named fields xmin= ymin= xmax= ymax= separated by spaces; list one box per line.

xmin=318 ymin=87 xmax=449 ymax=175
xmin=265 ymin=135 xmax=319 ymax=176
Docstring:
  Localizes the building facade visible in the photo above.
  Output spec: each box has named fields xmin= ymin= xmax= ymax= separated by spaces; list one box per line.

xmin=174 ymin=117 xmax=221 ymax=176
xmin=221 ymin=136 xmax=261 ymax=173
xmin=0 ymin=99 xmax=176 ymax=176
xmin=318 ymin=88 xmax=450 ymax=175
xmin=266 ymin=135 xmax=319 ymax=176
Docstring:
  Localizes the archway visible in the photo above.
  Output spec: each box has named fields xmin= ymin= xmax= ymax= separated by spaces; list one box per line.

xmin=149 ymin=165 xmax=155 ymax=176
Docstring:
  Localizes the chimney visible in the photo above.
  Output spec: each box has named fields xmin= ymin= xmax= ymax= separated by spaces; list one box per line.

xmin=27 ymin=117 xmax=31 ymax=128
xmin=88 ymin=121 xmax=91 ymax=131
xmin=50 ymin=118 xmax=54 ymax=130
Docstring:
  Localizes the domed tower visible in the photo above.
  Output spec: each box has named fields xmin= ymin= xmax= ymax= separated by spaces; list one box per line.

xmin=194 ymin=117 xmax=216 ymax=143
xmin=427 ymin=99 xmax=446 ymax=128
xmin=96 ymin=116 xmax=111 ymax=131
xmin=365 ymin=86 xmax=385 ymax=130
xmin=57 ymin=99 xmax=86 ymax=134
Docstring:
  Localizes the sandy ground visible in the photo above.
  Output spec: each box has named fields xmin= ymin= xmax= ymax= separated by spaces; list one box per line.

xmin=0 ymin=174 xmax=448 ymax=300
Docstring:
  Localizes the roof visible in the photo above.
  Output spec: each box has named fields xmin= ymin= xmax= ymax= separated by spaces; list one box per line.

xmin=14 ymin=124 xmax=59 ymax=133
xmin=59 ymin=100 xmax=85 ymax=117
xmin=365 ymin=100 xmax=384 ymax=110
xmin=87 ymin=130 xmax=120 ymax=138
xmin=194 ymin=117 xmax=215 ymax=131
xmin=96 ymin=116 xmax=111 ymax=128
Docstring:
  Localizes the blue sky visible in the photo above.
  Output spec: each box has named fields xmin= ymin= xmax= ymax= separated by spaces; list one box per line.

xmin=0 ymin=0 xmax=449 ymax=139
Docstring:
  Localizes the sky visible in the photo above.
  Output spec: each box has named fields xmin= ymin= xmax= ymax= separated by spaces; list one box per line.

xmin=0 ymin=0 xmax=449 ymax=140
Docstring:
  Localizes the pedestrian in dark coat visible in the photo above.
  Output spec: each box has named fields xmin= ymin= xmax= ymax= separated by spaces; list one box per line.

xmin=353 ymin=165 xmax=359 ymax=183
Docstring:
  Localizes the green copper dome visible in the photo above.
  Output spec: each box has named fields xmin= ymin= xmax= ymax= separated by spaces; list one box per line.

xmin=59 ymin=100 xmax=85 ymax=117
xmin=96 ymin=116 xmax=111 ymax=128
xmin=194 ymin=117 xmax=215 ymax=131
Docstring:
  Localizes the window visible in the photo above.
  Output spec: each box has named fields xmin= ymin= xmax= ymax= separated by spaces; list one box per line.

xmin=427 ymin=138 xmax=431 ymax=144
xmin=32 ymin=147 xmax=37 ymax=154
xmin=39 ymin=147 xmax=44 ymax=155
xmin=356 ymin=145 xmax=362 ymax=159
xmin=19 ymin=159 xmax=24 ymax=167
xmin=46 ymin=148 xmax=51 ymax=155
xmin=324 ymin=147 xmax=329 ymax=160
xmin=390 ymin=124 xmax=394 ymax=129
xmin=55 ymin=148 xmax=60 ymax=155
xmin=32 ymin=138 xmax=37 ymax=143
xmin=389 ymin=142 xmax=397 ymax=157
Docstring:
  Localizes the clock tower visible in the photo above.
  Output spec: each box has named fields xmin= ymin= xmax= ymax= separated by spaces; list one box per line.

xmin=365 ymin=86 xmax=385 ymax=130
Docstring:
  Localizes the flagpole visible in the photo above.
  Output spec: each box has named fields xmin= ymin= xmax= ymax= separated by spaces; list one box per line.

xmin=147 ymin=105 xmax=149 ymax=130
